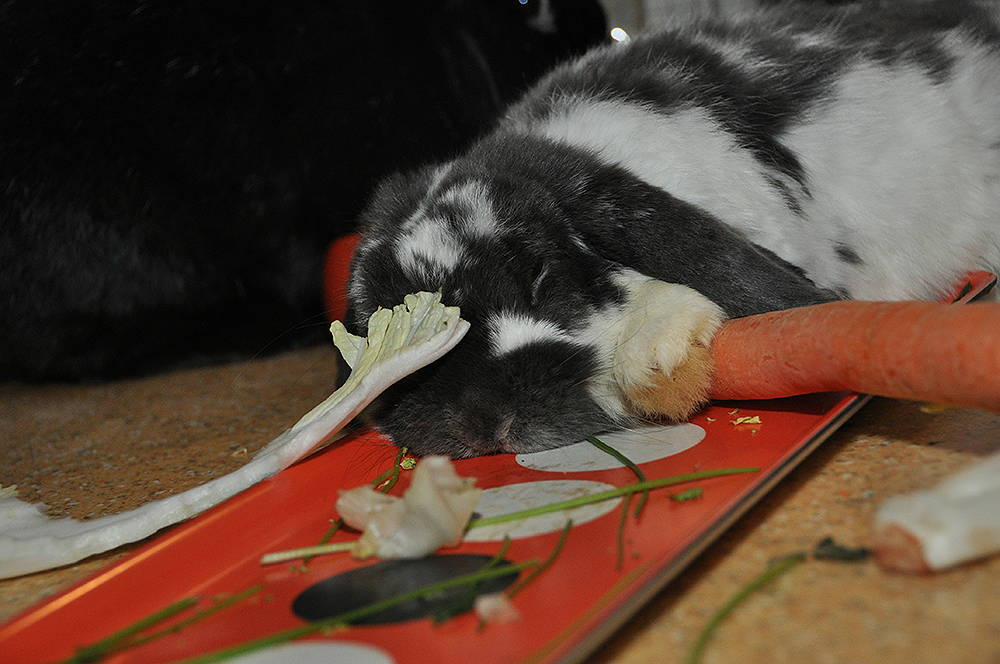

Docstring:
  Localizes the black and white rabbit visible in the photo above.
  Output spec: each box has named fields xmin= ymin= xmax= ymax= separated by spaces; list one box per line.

xmin=344 ymin=0 xmax=1000 ymax=458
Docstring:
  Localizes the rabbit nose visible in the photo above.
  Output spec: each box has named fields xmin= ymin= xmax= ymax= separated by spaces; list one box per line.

xmin=461 ymin=409 xmax=519 ymax=456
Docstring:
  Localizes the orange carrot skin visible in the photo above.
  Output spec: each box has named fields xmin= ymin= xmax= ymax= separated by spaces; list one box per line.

xmin=710 ymin=300 xmax=1000 ymax=412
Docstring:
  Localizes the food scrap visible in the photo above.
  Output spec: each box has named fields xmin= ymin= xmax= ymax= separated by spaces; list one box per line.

xmin=730 ymin=415 xmax=761 ymax=426
xmin=336 ymin=456 xmax=481 ymax=559
xmin=812 ymin=536 xmax=871 ymax=562
xmin=670 ymin=488 xmax=703 ymax=502
xmin=873 ymin=450 xmax=1000 ymax=572
xmin=474 ymin=593 xmax=521 ymax=625
xmin=0 ymin=291 xmax=470 ymax=580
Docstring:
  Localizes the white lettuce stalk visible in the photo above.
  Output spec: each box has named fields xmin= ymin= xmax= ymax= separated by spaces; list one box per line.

xmin=337 ymin=456 xmax=481 ymax=559
xmin=0 ymin=292 xmax=468 ymax=579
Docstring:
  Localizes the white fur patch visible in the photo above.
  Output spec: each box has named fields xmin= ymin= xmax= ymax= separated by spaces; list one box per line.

xmin=395 ymin=218 xmax=464 ymax=278
xmin=782 ymin=56 xmax=1000 ymax=300
xmin=488 ymin=313 xmax=573 ymax=356
xmin=525 ymin=99 xmax=804 ymax=259
xmin=569 ymin=270 xmax=725 ymax=421
xmin=439 ymin=181 xmax=497 ymax=238
xmin=610 ymin=271 xmax=724 ymax=391
xmin=570 ymin=304 xmax=630 ymax=422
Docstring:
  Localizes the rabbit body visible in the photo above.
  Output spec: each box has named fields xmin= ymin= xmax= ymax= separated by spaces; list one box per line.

xmin=346 ymin=1 xmax=1000 ymax=457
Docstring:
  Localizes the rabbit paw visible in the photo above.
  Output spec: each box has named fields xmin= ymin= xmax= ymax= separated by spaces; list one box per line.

xmin=613 ymin=279 xmax=725 ymax=420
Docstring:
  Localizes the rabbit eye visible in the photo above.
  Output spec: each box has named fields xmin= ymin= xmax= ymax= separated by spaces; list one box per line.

xmin=530 ymin=263 xmax=550 ymax=307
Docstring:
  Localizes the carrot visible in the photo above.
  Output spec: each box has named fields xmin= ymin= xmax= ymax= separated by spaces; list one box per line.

xmin=324 ymin=234 xmax=1000 ymax=411
xmin=710 ymin=298 xmax=1000 ymax=412
xmin=324 ymin=233 xmax=362 ymax=322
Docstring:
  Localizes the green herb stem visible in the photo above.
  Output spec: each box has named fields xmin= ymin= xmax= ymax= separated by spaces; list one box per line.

xmin=60 ymin=586 xmax=266 ymax=664
xmin=314 ymin=519 xmax=343 ymax=547
xmin=435 ymin=537 xmax=513 ymax=623
xmin=467 ymin=467 xmax=759 ymax=530
xmin=671 ymin=488 xmax=704 ymax=502
xmin=126 ymin=586 xmax=264 ymax=650
xmin=504 ymin=520 xmax=572 ymax=600
xmin=614 ymin=497 xmax=631 ymax=570
xmin=64 ymin=597 xmax=198 ymax=664
xmin=176 ymin=560 xmax=539 ymax=664
xmin=586 ymin=435 xmax=649 ymax=517
xmin=261 ymin=542 xmax=355 ymax=565
xmin=685 ymin=554 xmax=806 ymax=664
xmin=372 ymin=446 xmax=409 ymax=493
xmin=66 ymin=596 xmax=200 ymax=663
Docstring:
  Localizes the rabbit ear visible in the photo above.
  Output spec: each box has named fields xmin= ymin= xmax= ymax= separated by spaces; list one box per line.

xmin=559 ymin=168 xmax=838 ymax=318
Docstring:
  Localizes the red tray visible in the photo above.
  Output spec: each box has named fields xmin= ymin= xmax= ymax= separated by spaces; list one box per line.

xmin=1 ymin=271 xmax=994 ymax=664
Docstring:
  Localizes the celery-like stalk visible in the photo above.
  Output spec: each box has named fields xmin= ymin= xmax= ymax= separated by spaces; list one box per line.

xmin=0 ymin=293 xmax=468 ymax=579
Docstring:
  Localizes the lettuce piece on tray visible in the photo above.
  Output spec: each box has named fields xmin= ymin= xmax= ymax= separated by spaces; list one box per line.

xmin=0 ymin=292 xmax=468 ymax=579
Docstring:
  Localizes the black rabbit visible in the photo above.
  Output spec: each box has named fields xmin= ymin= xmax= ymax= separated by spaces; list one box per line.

xmin=0 ymin=0 xmax=606 ymax=380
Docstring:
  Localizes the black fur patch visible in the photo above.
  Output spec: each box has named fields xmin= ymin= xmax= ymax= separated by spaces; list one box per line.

xmin=835 ymin=243 xmax=863 ymax=265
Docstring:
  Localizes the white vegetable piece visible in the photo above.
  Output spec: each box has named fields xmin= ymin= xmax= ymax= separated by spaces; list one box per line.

xmin=874 ymin=450 xmax=1000 ymax=572
xmin=474 ymin=592 xmax=521 ymax=624
xmin=337 ymin=456 xmax=482 ymax=559
xmin=0 ymin=292 xmax=469 ymax=579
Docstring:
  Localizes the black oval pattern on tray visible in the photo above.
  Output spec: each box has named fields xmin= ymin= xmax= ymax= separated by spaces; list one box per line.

xmin=292 ymin=554 xmax=519 ymax=625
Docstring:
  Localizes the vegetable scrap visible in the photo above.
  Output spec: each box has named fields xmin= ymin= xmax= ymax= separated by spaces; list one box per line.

xmin=812 ymin=536 xmax=870 ymax=562
xmin=685 ymin=554 xmax=806 ymax=664
xmin=474 ymin=592 xmax=521 ymax=625
xmin=56 ymin=586 xmax=263 ymax=664
xmin=670 ymin=488 xmax=703 ymax=502
xmin=730 ymin=415 xmax=761 ymax=426
xmin=263 ymin=447 xmax=420 ymax=566
xmin=337 ymin=456 xmax=481 ymax=559
xmin=0 ymin=291 xmax=469 ymax=580
xmin=874 ymin=450 xmax=1000 ymax=572
xmin=686 ymin=536 xmax=868 ymax=664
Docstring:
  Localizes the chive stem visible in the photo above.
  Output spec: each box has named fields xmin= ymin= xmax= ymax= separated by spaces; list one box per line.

xmin=436 ymin=537 xmax=513 ymax=623
xmin=467 ymin=467 xmax=759 ymax=530
xmin=175 ymin=560 xmax=539 ymax=664
xmin=66 ymin=596 xmax=200 ymax=663
xmin=586 ymin=435 xmax=649 ymax=517
xmin=684 ymin=553 xmax=806 ymax=664
xmin=59 ymin=586 xmax=265 ymax=664
xmin=614 ymin=496 xmax=631 ymax=570
xmin=261 ymin=542 xmax=355 ymax=565
xmin=504 ymin=520 xmax=572 ymax=600
xmin=372 ymin=446 xmax=409 ymax=493
xmin=125 ymin=586 xmax=263 ymax=650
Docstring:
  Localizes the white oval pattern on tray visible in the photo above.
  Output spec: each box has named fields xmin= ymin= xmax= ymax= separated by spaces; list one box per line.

xmin=228 ymin=642 xmax=395 ymax=664
xmin=514 ymin=423 xmax=706 ymax=473
xmin=464 ymin=480 xmax=622 ymax=541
